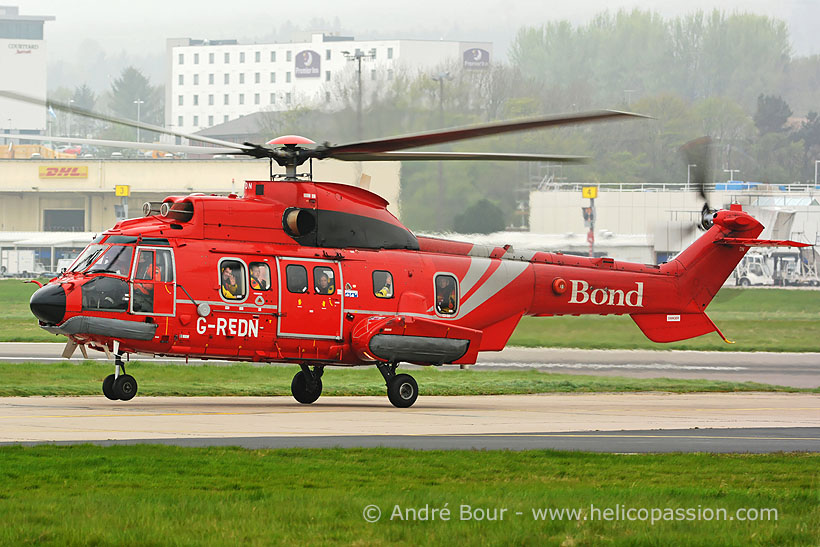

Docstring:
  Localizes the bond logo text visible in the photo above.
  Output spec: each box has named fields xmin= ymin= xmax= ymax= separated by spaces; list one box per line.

xmin=568 ymin=280 xmax=644 ymax=307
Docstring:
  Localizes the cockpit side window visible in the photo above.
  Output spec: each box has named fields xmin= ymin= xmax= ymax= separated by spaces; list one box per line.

xmin=156 ymin=249 xmax=174 ymax=282
xmin=135 ymin=251 xmax=155 ymax=280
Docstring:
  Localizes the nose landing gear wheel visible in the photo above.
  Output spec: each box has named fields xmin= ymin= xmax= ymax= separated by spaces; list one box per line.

xmin=387 ymin=373 xmax=418 ymax=408
xmin=291 ymin=365 xmax=323 ymax=404
xmin=102 ymin=374 xmax=117 ymax=400
xmin=102 ymin=354 xmax=138 ymax=401
xmin=114 ymin=374 xmax=138 ymax=401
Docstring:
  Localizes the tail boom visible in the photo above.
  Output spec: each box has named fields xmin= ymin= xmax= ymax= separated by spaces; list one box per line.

xmin=527 ymin=205 xmax=807 ymax=344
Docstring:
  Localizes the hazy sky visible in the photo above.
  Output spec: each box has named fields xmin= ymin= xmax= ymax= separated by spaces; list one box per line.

xmin=20 ymin=0 xmax=820 ymax=62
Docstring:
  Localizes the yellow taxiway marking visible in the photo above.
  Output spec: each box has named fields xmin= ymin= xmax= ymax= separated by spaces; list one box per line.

xmin=1 ymin=406 xmax=818 ymax=421
xmin=0 ymin=411 xmax=308 ymax=419
xmin=0 ymin=407 xmax=819 ymax=420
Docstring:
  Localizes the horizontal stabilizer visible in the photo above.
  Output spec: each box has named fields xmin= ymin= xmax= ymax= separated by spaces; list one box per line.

xmin=716 ymin=238 xmax=811 ymax=248
xmin=631 ymin=312 xmax=731 ymax=343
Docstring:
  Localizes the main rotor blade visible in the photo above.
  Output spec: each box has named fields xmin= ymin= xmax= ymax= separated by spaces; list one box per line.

xmin=1 ymin=133 xmax=243 ymax=156
xmin=331 ymin=151 xmax=589 ymax=163
xmin=317 ymin=110 xmax=650 ymax=157
xmin=0 ymin=90 xmax=253 ymax=150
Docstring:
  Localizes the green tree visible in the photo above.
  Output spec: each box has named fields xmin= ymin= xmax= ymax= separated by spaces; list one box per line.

xmin=793 ymin=111 xmax=820 ymax=181
xmin=692 ymin=97 xmax=753 ymax=180
xmin=453 ymin=199 xmax=506 ymax=234
xmin=751 ymin=133 xmax=804 ymax=182
xmin=754 ymin=94 xmax=792 ymax=135
xmin=511 ymin=9 xmax=792 ymax=110
xmin=71 ymin=84 xmax=97 ymax=138
xmin=103 ymin=67 xmax=164 ymax=143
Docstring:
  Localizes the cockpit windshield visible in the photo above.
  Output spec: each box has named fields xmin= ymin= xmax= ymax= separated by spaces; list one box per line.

xmin=68 ymin=244 xmax=107 ymax=272
xmin=87 ymin=245 xmax=133 ymax=276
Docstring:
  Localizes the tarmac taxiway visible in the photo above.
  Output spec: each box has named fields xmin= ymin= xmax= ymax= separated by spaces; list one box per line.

xmin=1 ymin=393 xmax=817 ymax=452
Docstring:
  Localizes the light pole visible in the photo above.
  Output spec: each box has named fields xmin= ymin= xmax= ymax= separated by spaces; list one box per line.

xmin=814 ymin=160 xmax=819 ymax=187
xmin=342 ymin=49 xmax=375 ymax=140
xmin=133 ymin=99 xmax=144 ymax=142
xmin=67 ymin=99 xmax=75 ymax=139
xmin=431 ymin=71 xmax=453 ymax=230
xmin=723 ymin=168 xmax=740 ymax=182
xmin=431 ymin=71 xmax=453 ymax=124
xmin=687 ymin=163 xmax=697 ymax=188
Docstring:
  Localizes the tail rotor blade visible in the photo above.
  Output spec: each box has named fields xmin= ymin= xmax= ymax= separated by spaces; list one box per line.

xmin=681 ymin=136 xmax=716 ymax=230
xmin=680 ymin=136 xmax=713 ymax=206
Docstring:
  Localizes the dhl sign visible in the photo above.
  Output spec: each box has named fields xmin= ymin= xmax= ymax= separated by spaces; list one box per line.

xmin=39 ymin=166 xmax=88 ymax=179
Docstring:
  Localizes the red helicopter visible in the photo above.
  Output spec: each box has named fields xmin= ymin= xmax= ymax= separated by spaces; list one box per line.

xmin=6 ymin=91 xmax=809 ymax=408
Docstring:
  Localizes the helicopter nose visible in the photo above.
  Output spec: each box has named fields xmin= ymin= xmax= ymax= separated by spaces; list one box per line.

xmin=30 ymin=284 xmax=66 ymax=325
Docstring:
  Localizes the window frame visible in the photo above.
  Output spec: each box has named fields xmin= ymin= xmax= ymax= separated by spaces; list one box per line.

xmin=372 ymin=270 xmax=394 ymax=299
xmin=130 ymin=246 xmax=177 ymax=316
xmin=285 ymin=264 xmax=309 ymax=294
xmin=433 ymin=272 xmax=459 ymax=317
xmin=313 ymin=266 xmax=337 ymax=296
xmin=218 ymin=257 xmax=248 ymax=303
xmin=249 ymin=261 xmax=272 ymax=292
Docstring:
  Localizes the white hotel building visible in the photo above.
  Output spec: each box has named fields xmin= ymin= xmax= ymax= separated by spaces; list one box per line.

xmin=0 ymin=5 xmax=54 ymax=135
xmin=165 ymin=33 xmax=492 ymax=134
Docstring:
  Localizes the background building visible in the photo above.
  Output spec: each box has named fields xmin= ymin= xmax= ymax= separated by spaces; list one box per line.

xmin=528 ymin=182 xmax=820 ymax=263
xmin=0 ymin=5 xmax=54 ymax=136
xmin=0 ymin=157 xmax=400 ymax=274
xmin=166 ymin=33 xmax=491 ymax=134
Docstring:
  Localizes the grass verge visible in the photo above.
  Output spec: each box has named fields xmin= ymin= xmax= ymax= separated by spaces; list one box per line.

xmin=0 ymin=445 xmax=817 ymax=545
xmin=0 ymin=361 xmax=814 ymax=397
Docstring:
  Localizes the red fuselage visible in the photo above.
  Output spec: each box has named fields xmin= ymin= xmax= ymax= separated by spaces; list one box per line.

xmin=30 ymin=180 xmax=765 ymax=366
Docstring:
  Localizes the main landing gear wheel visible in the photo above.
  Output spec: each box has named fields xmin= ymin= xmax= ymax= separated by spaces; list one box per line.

xmin=291 ymin=365 xmax=323 ymax=404
xmin=377 ymin=363 xmax=419 ymax=408
xmin=102 ymin=354 xmax=138 ymax=401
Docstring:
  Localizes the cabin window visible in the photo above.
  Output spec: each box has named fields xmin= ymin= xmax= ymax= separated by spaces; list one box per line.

xmin=373 ymin=270 xmax=393 ymax=298
xmin=87 ymin=245 xmax=133 ymax=276
xmin=286 ymin=264 xmax=308 ymax=293
xmin=435 ymin=274 xmax=458 ymax=315
xmin=220 ymin=259 xmax=246 ymax=300
xmin=249 ymin=262 xmax=271 ymax=291
xmin=313 ymin=267 xmax=336 ymax=295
